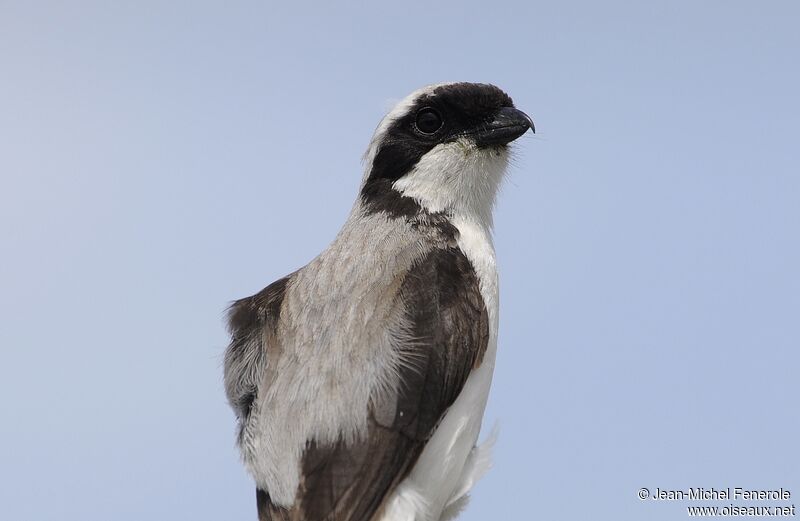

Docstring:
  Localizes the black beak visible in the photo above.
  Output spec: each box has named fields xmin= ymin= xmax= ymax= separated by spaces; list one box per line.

xmin=474 ymin=106 xmax=535 ymax=147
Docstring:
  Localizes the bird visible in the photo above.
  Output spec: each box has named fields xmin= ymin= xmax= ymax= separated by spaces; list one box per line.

xmin=223 ymin=82 xmax=533 ymax=521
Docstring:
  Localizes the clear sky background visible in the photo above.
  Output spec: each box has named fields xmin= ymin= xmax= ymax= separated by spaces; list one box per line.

xmin=1 ymin=1 xmax=798 ymax=520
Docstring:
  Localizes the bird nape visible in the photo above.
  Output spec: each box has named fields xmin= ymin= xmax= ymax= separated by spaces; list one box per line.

xmin=223 ymin=82 xmax=533 ymax=521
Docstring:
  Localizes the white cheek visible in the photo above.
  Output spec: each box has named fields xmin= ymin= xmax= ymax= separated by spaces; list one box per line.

xmin=392 ymin=140 xmax=509 ymax=227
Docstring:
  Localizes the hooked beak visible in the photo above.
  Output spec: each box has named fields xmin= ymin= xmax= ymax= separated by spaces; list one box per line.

xmin=474 ymin=106 xmax=535 ymax=147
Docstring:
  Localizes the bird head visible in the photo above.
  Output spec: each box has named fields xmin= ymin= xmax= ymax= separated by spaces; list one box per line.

xmin=359 ymin=82 xmax=533 ymax=224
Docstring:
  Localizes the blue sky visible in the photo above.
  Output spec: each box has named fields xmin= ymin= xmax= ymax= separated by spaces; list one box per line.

xmin=1 ymin=1 xmax=798 ymax=520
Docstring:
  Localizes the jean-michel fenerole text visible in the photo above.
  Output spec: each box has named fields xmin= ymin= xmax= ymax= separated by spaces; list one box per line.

xmin=651 ymin=488 xmax=791 ymax=501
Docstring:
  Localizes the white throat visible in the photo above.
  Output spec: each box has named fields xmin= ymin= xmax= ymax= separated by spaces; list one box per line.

xmin=391 ymin=139 xmax=509 ymax=230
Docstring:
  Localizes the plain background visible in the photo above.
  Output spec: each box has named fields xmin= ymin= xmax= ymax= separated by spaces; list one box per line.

xmin=1 ymin=1 xmax=798 ymax=520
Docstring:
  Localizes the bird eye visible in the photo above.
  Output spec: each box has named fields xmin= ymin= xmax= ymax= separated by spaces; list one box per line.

xmin=415 ymin=108 xmax=443 ymax=134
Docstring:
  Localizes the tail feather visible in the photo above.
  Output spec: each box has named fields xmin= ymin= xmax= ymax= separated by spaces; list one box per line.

xmin=443 ymin=424 xmax=499 ymax=513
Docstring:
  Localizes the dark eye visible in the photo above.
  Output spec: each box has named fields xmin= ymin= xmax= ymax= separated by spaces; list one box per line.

xmin=415 ymin=108 xmax=443 ymax=134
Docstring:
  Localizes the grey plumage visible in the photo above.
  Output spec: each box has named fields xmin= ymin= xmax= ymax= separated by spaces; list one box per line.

xmin=223 ymin=82 xmax=533 ymax=521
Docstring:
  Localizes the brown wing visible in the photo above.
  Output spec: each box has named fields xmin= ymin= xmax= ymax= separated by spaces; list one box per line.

xmin=256 ymin=247 xmax=490 ymax=521
xmin=224 ymin=274 xmax=292 ymax=441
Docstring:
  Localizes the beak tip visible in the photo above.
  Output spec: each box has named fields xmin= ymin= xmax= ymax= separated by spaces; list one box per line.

xmin=523 ymin=112 xmax=535 ymax=134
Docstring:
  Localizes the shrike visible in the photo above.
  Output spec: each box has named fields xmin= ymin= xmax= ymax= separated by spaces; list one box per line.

xmin=224 ymin=82 xmax=533 ymax=521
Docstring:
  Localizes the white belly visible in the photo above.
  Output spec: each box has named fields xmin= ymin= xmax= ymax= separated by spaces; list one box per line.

xmin=381 ymin=216 xmax=499 ymax=521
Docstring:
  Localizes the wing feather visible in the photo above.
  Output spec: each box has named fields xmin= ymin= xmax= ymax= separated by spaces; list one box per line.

xmin=224 ymin=275 xmax=292 ymax=435
xmin=255 ymin=247 xmax=489 ymax=521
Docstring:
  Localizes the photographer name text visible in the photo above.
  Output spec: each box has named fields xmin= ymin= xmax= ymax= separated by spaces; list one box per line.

xmin=647 ymin=488 xmax=791 ymax=501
